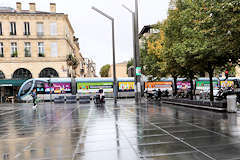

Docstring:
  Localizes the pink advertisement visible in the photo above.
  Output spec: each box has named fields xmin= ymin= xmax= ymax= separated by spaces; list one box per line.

xmin=177 ymin=81 xmax=191 ymax=89
xmin=44 ymin=83 xmax=71 ymax=94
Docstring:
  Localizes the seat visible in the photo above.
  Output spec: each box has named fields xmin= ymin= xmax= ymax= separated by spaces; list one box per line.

xmin=66 ymin=95 xmax=77 ymax=103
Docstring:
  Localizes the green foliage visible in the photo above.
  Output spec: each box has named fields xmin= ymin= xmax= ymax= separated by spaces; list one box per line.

xmin=142 ymin=0 xmax=240 ymax=100
xmin=127 ymin=58 xmax=134 ymax=74
xmin=100 ymin=64 xmax=110 ymax=77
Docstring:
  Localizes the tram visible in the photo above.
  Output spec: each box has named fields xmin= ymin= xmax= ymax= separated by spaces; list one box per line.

xmin=18 ymin=76 xmax=240 ymax=101
xmin=17 ymin=77 xmax=135 ymax=101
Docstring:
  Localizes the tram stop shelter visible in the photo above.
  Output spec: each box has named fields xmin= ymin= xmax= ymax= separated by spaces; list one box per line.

xmin=0 ymin=79 xmax=26 ymax=103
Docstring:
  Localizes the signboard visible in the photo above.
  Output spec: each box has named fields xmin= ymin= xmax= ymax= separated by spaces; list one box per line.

xmin=196 ymin=80 xmax=218 ymax=90
xmin=118 ymin=82 xmax=135 ymax=92
xmin=77 ymin=82 xmax=113 ymax=93
xmin=0 ymin=84 xmax=12 ymax=87
xmin=220 ymin=81 xmax=234 ymax=88
xmin=177 ymin=81 xmax=191 ymax=89
xmin=44 ymin=83 xmax=71 ymax=94
xmin=145 ymin=81 xmax=172 ymax=92
xmin=136 ymin=67 xmax=141 ymax=76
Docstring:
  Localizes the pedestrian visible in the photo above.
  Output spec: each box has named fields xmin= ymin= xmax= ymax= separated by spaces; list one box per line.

xmin=157 ymin=89 xmax=162 ymax=100
xmin=32 ymin=88 xmax=37 ymax=110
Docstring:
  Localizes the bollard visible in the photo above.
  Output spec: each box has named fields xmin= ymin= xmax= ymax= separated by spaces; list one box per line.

xmin=227 ymin=95 xmax=237 ymax=113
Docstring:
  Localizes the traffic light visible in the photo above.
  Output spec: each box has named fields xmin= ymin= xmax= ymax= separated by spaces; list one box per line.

xmin=225 ymin=70 xmax=229 ymax=79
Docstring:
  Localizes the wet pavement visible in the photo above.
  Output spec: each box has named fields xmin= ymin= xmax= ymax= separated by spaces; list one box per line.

xmin=1 ymin=99 xmax=240 ymax=160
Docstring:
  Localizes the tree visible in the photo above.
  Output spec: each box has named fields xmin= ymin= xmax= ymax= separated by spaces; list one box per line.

xmin=127 ymin=58 xmax=134 ymax=74
xmin=100 ymin=64 xmax=110 ymax=77
xmin=182 ymin=0 xmax=240 ymax=101
xmin=163 ymin=0 xmax=240 ymax=101
xmin=140 ymin=23 xmax=165 ymax=80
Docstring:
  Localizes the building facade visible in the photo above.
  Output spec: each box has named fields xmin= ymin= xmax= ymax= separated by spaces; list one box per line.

xmin=108 ymin=61 xmax=129 ymax=78
xmin=83 ymin=58 xmax=96 ymax=77
xmin=0 ymin=2 xmax=83 ymax=79
xmin=0 ymin=2 xmax=98 ymax=100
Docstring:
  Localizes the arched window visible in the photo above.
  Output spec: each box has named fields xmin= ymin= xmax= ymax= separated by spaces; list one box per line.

xmin=12 ymin=68 xmax=32 ymax=79
xmin=39 ymin=68 xmax=59 ymax=78
xmin=0 ymin=70 xmax=5 ymax=79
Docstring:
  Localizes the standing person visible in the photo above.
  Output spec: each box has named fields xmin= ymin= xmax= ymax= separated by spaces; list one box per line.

xmin=32 ymin=88 xmax=37 ymax=110
xmin=157 ymin=89 xmax=162 ymax=100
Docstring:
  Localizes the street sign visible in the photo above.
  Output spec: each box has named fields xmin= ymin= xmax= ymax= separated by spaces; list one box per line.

xmin=136 ymin=67 xmax=141 ymax=76
xmin=0 ymin=84 xmax=12 ymax=87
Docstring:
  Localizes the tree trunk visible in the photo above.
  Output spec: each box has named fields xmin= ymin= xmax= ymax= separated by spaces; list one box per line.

xmin=190 ymin=74 xmax=194 ymax=100
xmin=208 ymin=63 xmax=214 ymax=102
xmin=173 ymin=76 xmax=177 ymax=96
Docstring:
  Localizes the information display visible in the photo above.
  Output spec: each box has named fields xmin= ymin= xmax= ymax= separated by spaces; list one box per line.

xmin=220 ymin=81 xmax=234 ymax=88
xmin=118 ymin=82 xmax=135 ymax=92
xmin=44 ymin=83 xmax=71 ymax=94
xmin=177 ymin=81 xmax=191 ymax=89
xmin=145 ymin=81 xmax=172 ymax=92
xmin=196 ymin=80 xmax=218 ymax=90
xmin=77 ymin=82 xmax=113 ymax=93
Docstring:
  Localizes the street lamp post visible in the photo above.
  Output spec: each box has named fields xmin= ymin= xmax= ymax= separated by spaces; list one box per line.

xmin=92 ymin=7 xmax=117 ymax=104
xmin=135 ymin=0 xmax=142 ymax=103
xmin=122 ymin=0 xmax=141 ymax=103
xmin=122 ymin=4 xmax=139 ymax=103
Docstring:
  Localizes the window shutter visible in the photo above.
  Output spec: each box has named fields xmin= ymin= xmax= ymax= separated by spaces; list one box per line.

xmin=51 ymin=43 xmax=58 ymax=57
xmin=50 ymin=23 xmax=57 ymax=36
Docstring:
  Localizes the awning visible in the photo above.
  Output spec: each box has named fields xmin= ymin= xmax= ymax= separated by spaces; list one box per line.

xmin=0 ymin=79 xmax=27 ymax=87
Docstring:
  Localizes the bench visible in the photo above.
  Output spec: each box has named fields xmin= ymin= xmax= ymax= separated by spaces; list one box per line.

xmin=54 ymin=96 xmax=65 ymax=103
xmin=66 ymin=95 xmax=77 ymax=103
xmin=79 ymin=95 xmax=91 ymax=104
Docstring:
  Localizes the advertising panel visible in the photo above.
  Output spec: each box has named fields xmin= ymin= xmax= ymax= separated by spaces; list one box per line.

xmin=77 ymin=82 xmax=113 ymax=93
xmin=118 ymin=82 xmax=135 ymax=92
xmin=145 ymin=81 xmax=172 ymax=92
xmin=196 ymin=81 xmax=218 ymax=90
xmin=220 ymin=81 xmax=234 ymax=88
xmin=177 ymin=81 xmax=191 ymax=89
xmin=44 ymin=83 xmax=71 ymax=94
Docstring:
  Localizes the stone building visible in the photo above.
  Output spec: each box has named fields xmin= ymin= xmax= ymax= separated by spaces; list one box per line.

xmin=108 ymin=61 xmax=128 ymax=78
xmin=83 ymin=58 xmax=96 ymax=77
xmin=0 ymin=2 xmax=86 ymax=100
xmin=0 ymin=2 xmax=84 ymax=79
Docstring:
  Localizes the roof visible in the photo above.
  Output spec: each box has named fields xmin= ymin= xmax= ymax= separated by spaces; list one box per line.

xmin=0 ymin=7 xmax=64 ymax=15
xmin=0 ymin=79 xmax=27 ymax=87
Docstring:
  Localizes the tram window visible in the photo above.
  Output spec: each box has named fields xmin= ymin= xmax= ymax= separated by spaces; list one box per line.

xmin=35 ymin=81 xmax=45 ymax=88
xmin=20 ymin=80 xmax=33 ymax=96
xmin=35 ymin=81 xmax=45 ymax=94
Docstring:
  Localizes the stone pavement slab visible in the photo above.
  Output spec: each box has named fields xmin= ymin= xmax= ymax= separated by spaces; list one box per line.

xmin=0 ymin=100 xmax=240 ymax=160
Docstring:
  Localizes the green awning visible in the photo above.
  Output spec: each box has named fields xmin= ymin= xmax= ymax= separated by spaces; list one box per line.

xmin=0 ymin=79 xmax=27 ymax=87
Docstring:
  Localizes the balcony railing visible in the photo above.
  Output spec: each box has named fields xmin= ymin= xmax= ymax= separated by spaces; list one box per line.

xmin=24 ymin=32 xmax=30 ymax=36
xmin=37 ymin=32 xmax=44 ymax=36
xmin=25 ymin=53 xmax=31 ymax=57
xmin=38 ymin=53 xmax=45 ymax=57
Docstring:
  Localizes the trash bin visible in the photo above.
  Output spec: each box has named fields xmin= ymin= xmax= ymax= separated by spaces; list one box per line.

xmin=227 ymin=95 xmax=237 ymax=113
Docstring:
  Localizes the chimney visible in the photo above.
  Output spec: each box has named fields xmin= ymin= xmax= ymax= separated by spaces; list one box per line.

xmin=29 ymin=3 xmax=36 ymax=12
xmin=50 ymin=3 xmax=56 ymax=13
xmin=16 ymin=2 xmax=22 ymax=12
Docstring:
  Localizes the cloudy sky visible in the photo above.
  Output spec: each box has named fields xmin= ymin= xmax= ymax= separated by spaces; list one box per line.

xmin=1 ymin=0 xmax=170 ymax=76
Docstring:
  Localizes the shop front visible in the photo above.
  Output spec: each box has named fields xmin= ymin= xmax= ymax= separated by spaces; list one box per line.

xmin=0 ymin=79 xmax=26 ymax=103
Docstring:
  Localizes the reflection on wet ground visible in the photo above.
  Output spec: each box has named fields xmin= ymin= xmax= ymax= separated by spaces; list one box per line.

xmin=1 ymin=99 xmax=240 ymax=159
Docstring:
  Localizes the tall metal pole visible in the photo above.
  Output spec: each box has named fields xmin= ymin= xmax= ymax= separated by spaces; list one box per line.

xmin=112 ymin=20 xmax=117 ymax=104
xmin=122 ymin=5 xmax=138 ymax=103
xmin=92 ymin=7 xmax=117 ymax=103
xmin=135 ymin=0 xmax=141 ymax=103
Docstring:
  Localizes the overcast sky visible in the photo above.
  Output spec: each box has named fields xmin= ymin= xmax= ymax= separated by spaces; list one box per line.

xmin=1 ymin=0 xmax=170 ymax=76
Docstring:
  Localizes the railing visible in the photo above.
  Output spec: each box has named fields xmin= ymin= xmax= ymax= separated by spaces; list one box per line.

xmin=37 ymin=32 xmax=44 ymax=36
